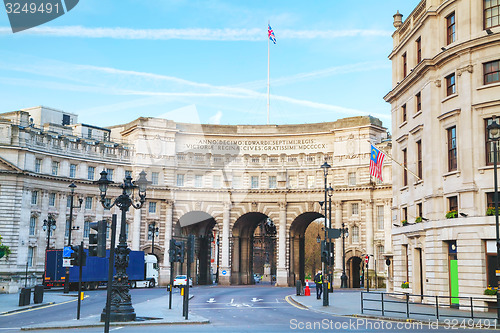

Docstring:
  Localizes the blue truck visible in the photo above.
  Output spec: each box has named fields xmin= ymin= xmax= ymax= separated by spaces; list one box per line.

xmin=44 ymin=249 xmax=159 ymax=290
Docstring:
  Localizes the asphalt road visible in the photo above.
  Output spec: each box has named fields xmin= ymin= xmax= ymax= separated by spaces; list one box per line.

xmin=0 ymin=285 xmax=489 ymax=332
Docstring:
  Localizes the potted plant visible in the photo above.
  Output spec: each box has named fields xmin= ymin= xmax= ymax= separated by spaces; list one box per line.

xmin=446 ymin=210 xmax=458 ymax=219
xmin=401 ymin=281 xmax=409 ymax=289
xmin=487 ymin=207 xmax=496 ymax=216
xmin=0 ymin=234 xmax=11 ymax=259
xmin=401 ymin=220 xmax=408 ymax=226
xmin=415 ymin=216 xmax=423 ymax=223
xmin=484 ymin=286 xmax=498 ymax=295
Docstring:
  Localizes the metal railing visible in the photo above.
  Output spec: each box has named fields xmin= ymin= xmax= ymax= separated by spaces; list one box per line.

xmin=361 ymin=291 xmax=500 ymax=321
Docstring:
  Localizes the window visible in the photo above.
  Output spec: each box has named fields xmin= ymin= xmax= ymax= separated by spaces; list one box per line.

xmin=85 ymin=197 xmax=92 ymax=210
xmin=125 ymin=170 xmax=132 ymax=178
xmin=416 ymin=140 xmax=422 ymax=179
xmin=62 ymin=114 xmax=70 ymax=126
xmin=177 ymin=174 xmax=184 ymax=187
xmin=88 ymin=166 xmax=95 ymax=181
xmin=417 ymin=202 xmax=423 ymax=219
xmin=449 ymin=196 xmax=458 ymax=212
xmin=446 ymin=73 xmax=456 ymax=96
xmin=403 ymin=207 xmax=408 ymax=221
xmin=213 ymin=175 xmax=221 ymax=189
xmin=151 ymin=172 xmax=159 ymax=185
xmin=31 ymin=191 xmax=38 ymax=205
xmin=307 ymin=175 xmax=315 ymax=189
xmin=352 ymin=225 xmax=359 ymax=243
xmin=416 ymin=37 xmax=422 ymax=63
xmin=233 ymin=176 xmax=241 ymax=189
xmin=485 ymin=0 xmax=500 ymax=29
xmin=87 ymin=128 xmax=92 ymax=139
xmin=69 ymin=164 xmax=77 ymax=178
xmin=447 ymin=12 xmax=456 ymax=45
xmin=377 ymin=205 xmax=384 ymax=230
xmin=251 ymin=176 xmax=259 ymax=189
xmin=51 ymin=161 xmax=59 ymax=176
xmin=106 ymin=168 xmax=114 ymax=181
xmin=402 ymin=104 xmax=407 ymax=123
xmin=484 ymin=60 xmax=500 ymax=84
xmin=448 ymin=126 xmax=457 ymax=171
xmin=29 ymin=216 xmax=36 ymax=236
xmin=83 ymin=221 xmax=90 ymax=238
xmin=402 ymin=52 xmax=407 ymax=78
xmin=416 ymin=92 xmax=421 ymax=112
xmin=488 ymin=192 xmax=496 ymax=211
xmin=35 ymin=158 xmax=42 ymax=173
xmin=149 ymin=202 xmax=157 ymax=214
xmin=269 ymin=176 xmax=277 ymax=189
xmin=377 ymin=245 xmax=385 ymax=272
xmin=49 ymin=193 xmax=56 ymax=207
xmin=65 ymin=219 xmax=70 ymax=237
xmin=27 ymin=247 xmax=34 ymax=267
xmin=403 ymin=148 xmax=408 ymax=186
xmin=352 ymin=203 xmax=359 ymax=215
xmin=195 ymin=175 xmax=203 ymax=188
xmin=288 ymin=176 xmax=296 ymax=189
xmin=348 ymin=172 xmax=356 ymax=186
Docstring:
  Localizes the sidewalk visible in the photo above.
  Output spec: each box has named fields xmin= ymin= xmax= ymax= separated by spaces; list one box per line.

xmin=291 ymin=289 xmax=499 ymax=324
xmin=0 ymin=289 xmax=209 ymax=330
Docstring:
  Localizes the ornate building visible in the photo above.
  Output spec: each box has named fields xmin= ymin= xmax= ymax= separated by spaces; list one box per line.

xmin=0 ymin=106 xmax=392 ymax=292
xmin=384 ymin=0 xmax=500 ymax=306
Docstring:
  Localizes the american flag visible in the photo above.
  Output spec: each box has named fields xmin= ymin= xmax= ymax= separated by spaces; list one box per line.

xmin=370 ymin=144 xmax=385 ymax=181
xmin=268 ymin=24 xmax=276 ymax=44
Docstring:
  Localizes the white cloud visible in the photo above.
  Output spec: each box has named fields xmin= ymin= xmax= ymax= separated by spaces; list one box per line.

xmin=0 ymin=26 xmax=392 ymax=41
xmin=209 ymin=111 xmax=223 ymax=124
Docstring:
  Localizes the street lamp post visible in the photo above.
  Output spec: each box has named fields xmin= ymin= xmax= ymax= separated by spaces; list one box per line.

xmin=340 ymin=221 xmax=348 ymax=288
xmin=216 ymin=236 xmax=220 ymax=284
xmin=148 ymin=222 xmax=159 ymax=256
xmin=64 ymin=183 xmax=83 ymax=294
xmin=327 ymin=185 xmax=333 ymax=293
xmin=97 ymin=170 xmax=149 ymax=322
xmin=487 ymin=116 xmax=500 ymax=321
xmin=42 ymin=214 xmax=56 ymax=287
xmin=320 ymin=162 xmax=331 ymax=307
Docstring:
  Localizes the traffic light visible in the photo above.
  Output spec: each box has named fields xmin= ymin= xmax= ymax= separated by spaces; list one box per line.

xmin=321 ymin=240 xmax=328 ymax=263
xmin=321 ymin=241 xmax=334 ymax=265
xmin=70 ymin=245 xmax=86 ymax=266
xmin=169 ymin=239 xmax=185 ymax=263
xmin=89 ymin=220 xmax=106 ymax=257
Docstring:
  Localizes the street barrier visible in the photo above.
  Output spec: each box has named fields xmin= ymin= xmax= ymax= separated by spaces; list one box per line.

xmin=18 ymin=288 xmax=31 ymax=306
xmin=33 ymin=285 xmax=44 ymax=304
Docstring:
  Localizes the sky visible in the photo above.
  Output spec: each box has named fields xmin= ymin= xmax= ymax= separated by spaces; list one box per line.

xmin=0 ymin=1 xmax=418 ymax=129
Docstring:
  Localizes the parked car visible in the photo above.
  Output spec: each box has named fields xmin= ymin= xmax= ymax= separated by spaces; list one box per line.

xmin=173 ymin=275 xmax=193 ymax=287
xmin=254 ymin=274 xmax=261 ymax=283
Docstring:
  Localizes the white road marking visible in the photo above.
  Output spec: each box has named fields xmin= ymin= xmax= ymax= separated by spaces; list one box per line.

xmin=251 ymin=297 xmax=263 ymax=302
xmin=207 ymin=298 xmax=216 ymax=303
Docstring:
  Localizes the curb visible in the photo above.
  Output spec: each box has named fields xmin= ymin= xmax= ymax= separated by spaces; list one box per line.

xmin=0 ymin=302 xmax=55 ymax=315
xmin=20 ymin=319 xmax=210 ymax=331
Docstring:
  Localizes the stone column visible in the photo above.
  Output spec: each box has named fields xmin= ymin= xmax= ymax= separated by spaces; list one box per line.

xmin=365 ymin=200 xmax=374 ymax=256
xmin=334 ymin=201 xmax=343 ymax=283
xmin=131 ymin=207 xmax=141 ymax=251
xmin=219 ymin=202 xmax=231 ymax=285
xmin=159 ymin=201 xmax=173 ymax=286
xmin=384 ymin=200 xmax=392 ymax=253
xmin=276 ymin=202 xmax=288 ymax=286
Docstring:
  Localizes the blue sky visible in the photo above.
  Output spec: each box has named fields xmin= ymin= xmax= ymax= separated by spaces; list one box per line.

xmin=0 ymin=1 xmax=418 ymax=129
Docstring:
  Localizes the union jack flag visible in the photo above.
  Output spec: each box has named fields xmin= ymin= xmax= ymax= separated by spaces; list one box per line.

xmin=268 ymin=24 xmax=276 ymax=44
xmin=369 ymin=144 xmax=385 ymax=181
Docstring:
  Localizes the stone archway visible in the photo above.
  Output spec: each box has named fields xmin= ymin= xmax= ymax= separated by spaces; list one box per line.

xmin=231 ymin=212 xmax=274 ymax=285
xmin=177 ymin=211 xmax=216 ymax=285
xmin=289 ymin=212 xmax=324 ymax=285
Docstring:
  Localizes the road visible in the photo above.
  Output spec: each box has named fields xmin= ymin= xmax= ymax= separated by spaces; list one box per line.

xmin=0 ymin=285 xmax=488 ymax=332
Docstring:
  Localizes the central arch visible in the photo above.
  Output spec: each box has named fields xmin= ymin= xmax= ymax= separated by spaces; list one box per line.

xmin=289 ymin=212 xmax=324 ymax=285
xmin=231 ymin=212 xmax=275 ymax=285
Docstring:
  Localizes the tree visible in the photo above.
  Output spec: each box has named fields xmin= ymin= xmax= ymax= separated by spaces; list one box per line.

xmin=0 ymin=234 xmax=11 ymax=259
xmin=304 ymin=220 xmax=323 ymax=279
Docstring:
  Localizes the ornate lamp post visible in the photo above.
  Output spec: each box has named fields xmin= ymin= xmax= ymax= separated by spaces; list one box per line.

xmin=320 ymin=161 xmax=330 ymax=306
xmin=340 ymin=221 xmax=349 ymax=288
xmin=148 ymin=222 xmax=159 ymax=256
xmin=327 ymin=184 xmax=333 ymax=292
xmin=97 ymin=170 xmax=149 ymax=322
xmin=487 ymin=116 xmax=500 ymax=321
xmin=64 ymin=183 xmax=83 ymax=294
xmin=42 ymin=214 xmax=57 ymax=251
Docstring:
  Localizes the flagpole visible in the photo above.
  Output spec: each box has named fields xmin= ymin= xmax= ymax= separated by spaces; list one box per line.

xmin=267 ymin=20 xmax=270 ymax=125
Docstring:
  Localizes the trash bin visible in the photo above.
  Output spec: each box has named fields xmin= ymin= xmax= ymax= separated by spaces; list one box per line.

xmin=34 ymin=285 xmax=44 ymax=304
xmin=296 ymin=280 xmax=303 ymax=296
xmin=18 ymin=288 xmax=31 ymax=306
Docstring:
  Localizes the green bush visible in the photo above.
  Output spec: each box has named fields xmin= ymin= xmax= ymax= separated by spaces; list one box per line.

xmin=487 ymin=207 xmax=496 ymax=216
xmin=401 ymin=281 xmax=409 ymax=289
xmin=446 ymin=210 xmax=457 ymax=219
xmin=0 ymin=234 xmax=11 ymax=259
xmin=415 ymin=217 xmax=422 ymax=223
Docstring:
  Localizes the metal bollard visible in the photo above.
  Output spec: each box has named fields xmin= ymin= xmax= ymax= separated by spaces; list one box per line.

xmin=296 ymin=280 xmax=303 ymax=296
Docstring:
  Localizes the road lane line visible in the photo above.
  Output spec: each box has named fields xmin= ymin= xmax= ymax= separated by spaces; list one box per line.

xmin=1 ymin=296 xmax=89 ymax=316
xmin=285 ymin=295 xmax=309 ymax=310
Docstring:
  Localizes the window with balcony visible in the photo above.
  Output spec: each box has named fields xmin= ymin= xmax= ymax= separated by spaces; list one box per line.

xmin=447 ymin=12 xmax=456 ymax=45
xmin=448 ymin=126 xmax=457 ymax=171
xmin=484 ymin=60 xmax=500 ymax=85
xmin=485 ymin=0 xmax=500 ymax=29
xmin=446 ymin=73 xmax=456 ymax=96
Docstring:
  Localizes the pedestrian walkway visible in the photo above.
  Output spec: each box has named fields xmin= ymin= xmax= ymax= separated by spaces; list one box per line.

xmin=291 ymin=289 xmax=499 ymax=325
xmin=0 ymin=289 xmax=209 ymax=329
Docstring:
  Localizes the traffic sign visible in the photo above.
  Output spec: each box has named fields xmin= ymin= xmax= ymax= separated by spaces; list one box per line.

xmin=222 ymin=270 xmax=227 ymax=276
xmin=62 ymin=258 xmax=73 ymax=267
xmin=365 ymin=255 xmax=369 ymax=264
xmin=63 ymin=246 xmax=73 ymax=258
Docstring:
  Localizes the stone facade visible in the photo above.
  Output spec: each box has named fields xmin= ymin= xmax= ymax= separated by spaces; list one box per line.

xmin=384 ymin=0 xmax=500 ymax=305
xmin=0 ymin=106 xmax=392 ymax=292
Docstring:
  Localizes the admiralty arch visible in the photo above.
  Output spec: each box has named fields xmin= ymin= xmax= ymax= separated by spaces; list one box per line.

xmin=0 ymin=106 xmax=392 ymax=292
